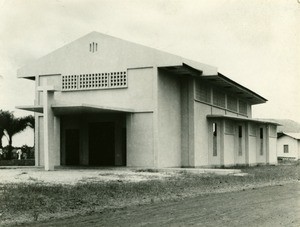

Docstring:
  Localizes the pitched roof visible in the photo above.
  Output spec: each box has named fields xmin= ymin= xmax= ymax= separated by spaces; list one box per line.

xmin=17 ymin=31 xmax=266 ymax=104
xmin=260 ymin=119 xmax=300 ymax=133
xmin=279 ymin=132 xmax=300 ymax=140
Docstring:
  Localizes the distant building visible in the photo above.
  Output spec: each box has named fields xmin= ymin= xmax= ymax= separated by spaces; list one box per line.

xmin=17 ymin=32 xmax=278 ymax=170
xmin=277 ymin=132 xmax=300 ymax=160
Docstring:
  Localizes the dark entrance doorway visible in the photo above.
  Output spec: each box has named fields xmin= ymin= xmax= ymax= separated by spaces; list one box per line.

xmin=65 ymin=129 xmax=80 ymax=165
xmin=89 ymin=122 xmax=115 ymax=166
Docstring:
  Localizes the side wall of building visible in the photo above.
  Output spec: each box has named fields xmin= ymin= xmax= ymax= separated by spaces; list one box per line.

xmin=156 ymin=70 xmax=182 ymax=167
xmin=277 ymin=136 xmax=298 ymax=159
xmin=126 ymin=112 xmax=154 ymax=167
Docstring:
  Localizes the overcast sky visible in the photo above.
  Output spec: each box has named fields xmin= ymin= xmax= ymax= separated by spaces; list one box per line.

xmin=0 ymin=0 xmax=299 ymax=146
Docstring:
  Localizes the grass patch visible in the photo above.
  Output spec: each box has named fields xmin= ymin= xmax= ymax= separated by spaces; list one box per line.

xmin=0 ymin=164 xmax=299 ymax=225
xmin=0 ymin=159 xmax=35 ymax=166
xmin=134 ymin=168 xmax=160 ymax=173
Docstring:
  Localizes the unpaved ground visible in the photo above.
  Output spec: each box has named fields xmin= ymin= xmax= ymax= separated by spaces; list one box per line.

xmin=0 ymin=167 xmax=240 ymax=185
xmin=23 ymin=182 xmax=300 ymax=227
xmin=0 ymin=168 xmax=177 ymax=184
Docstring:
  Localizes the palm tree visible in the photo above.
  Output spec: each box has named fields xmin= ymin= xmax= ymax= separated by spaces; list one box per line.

xmin=0 ymin=110 xmax=34 ymax=159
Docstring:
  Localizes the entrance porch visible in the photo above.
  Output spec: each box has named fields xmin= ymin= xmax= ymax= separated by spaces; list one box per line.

xmin=61 ymin=113 xmax=126 ymax=167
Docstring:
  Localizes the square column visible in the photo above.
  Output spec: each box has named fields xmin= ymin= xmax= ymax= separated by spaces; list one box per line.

xmin=38 ymin=86 xmax=59 ymax=171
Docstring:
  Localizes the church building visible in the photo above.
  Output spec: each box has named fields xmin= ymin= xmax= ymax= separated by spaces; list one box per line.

xmin=17 ymin=32 xmax=278 ymax=170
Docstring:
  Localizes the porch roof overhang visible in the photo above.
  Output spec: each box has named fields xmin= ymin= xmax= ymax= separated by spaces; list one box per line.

xmin=159 ymin=63 xmax=267 ymax=105
xmin=16 ymin=104 xmax=135 ymax=115
xmin=16 ymin=105 xmax=43 ymax=113
xmin=207 ymin=114 xmax=281 ymax=125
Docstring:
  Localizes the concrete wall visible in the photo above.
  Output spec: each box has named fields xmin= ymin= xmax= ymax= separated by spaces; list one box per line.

xmin=207 ymin=119 xmax=223 ymax=166
xmin=46 ymin=67 xmax=154 ymax=111
xmin=248 ymin=136 xmax=257 ymax=165
xmin=223 ymin=134 xmax=235 ymax=166
xmin=127 ymin=113 xmax=154 ymax=167
xmin=37 ymin=116 xmax=44 ymax=166
xmin=194 ymin=102 xmax=211 ymax=166
xmin=235 ymin=122 xmax=246 ymax=165
xmin=157 ymin=70 xmax=181 ymax=167
xmin=268 ymin=137 xmax=277 ymax=164
xmin=256 ymin=125 xmax=267 ymax=164
xmin=277 ymin=136 xmax=298 ymax=159
xmin=181 ymin=78 xmax=195 ymax=167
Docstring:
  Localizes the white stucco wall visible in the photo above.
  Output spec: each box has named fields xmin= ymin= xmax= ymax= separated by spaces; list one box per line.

xmin=223 ymin=134 xmax=235 ymax=166
xmin=248 ymin=136 xmax=257 ymax=165
xmin=256 ymin=125 xmax=267 ymax=164
xmin=194 ymin=102 xmax=211 ymax=166
xmin=126 ymin=113 xmax=154 ymax=167
xmin=157 ymin=70 xmax=181 ymax=167
xmin=268 ymin=137 xmax=277 ymax=164
xmin=37 ymin=116 xmax=44 ymax=166
xmin=277 ymin=136 xmax=299 ymax=159
xmin=46 ymin=67 xmax=154 ymax=111
xmin=235 ymin=123 xmax=246 ymax=165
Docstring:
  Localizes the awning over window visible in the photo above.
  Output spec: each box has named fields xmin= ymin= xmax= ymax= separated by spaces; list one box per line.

xmin=207 ymin=115 xmax=280 ymax=125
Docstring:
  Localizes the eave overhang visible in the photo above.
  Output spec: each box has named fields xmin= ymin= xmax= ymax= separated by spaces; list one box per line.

xmin=16 ymin=104 xmax=135 ymax=115
xmin=207 ymin=115 xmax=281 ymax=125
xmin=159 ymin=63 xmax=267 ymax=105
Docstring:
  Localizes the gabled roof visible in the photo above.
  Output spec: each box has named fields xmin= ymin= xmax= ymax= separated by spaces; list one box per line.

xmin=17 ymin=31 xmax=266 ymax=104
xmin=17 ymin=31 xmax=217 ymax=79
xmin=260 ymin=119 xmax=300 ymax=133
xmin=278 ymin=132 xmax=300 ymax=140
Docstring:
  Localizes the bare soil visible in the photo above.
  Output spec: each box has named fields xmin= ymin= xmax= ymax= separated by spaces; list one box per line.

xmin=0 ymin=168 xmax=177 ymax=184
xmin=19 ymin=182 xmax=300 ymax=227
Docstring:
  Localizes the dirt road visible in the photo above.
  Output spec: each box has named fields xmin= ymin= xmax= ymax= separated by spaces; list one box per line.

xmin=22 ymin=182 xmax=300 ymax=227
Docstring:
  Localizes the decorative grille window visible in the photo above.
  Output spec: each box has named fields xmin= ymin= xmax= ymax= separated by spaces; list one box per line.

xmin=227 ymin=95 xmax=238 ymax=112
xmin=195 ymin=81 xmax=211 ymax=103
xmin=239 ymin=100 xmax=247 ymax=115
xmin=213 ymin=89 xmax=225 ymax=108
xmin=62 ymin=72 xmax=127 ymax=91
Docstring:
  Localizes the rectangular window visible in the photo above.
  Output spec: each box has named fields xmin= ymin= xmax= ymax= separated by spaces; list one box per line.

xmin=227 ymin=95 xmax=238 ymax=112
xmin=195 ymin=81 xmax=211 ymax=103
xmin=239 ymin=100 xmax=247 ymax=115
xmin=238 ymin=125 xmax=242 ymax=156
xmin=260 ymin=128 xmax=264 ymax=155
xmin=213 ymin=90 xmax=226 ymax=108
xmin=213 ymin=123 xmax=217 ymax=156
xmin=238 ymin=125 xmax=242 ymax=138
xmin=284 ymin=145 xmax=289 ymax=153
xmin=260 ymin=128 xmax=263 ymax=139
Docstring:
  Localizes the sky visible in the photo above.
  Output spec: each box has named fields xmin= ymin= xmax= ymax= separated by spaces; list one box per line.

xmin=0 ymin=0 xmax=299 ymax=146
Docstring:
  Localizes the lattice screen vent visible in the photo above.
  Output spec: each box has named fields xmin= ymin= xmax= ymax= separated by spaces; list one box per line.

xmin=62 ymin=72 xmax=127 ymax=91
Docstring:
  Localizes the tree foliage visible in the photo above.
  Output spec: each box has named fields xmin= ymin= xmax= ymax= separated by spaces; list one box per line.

xmin=0 ymin=109 xmax=34 ymax=159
